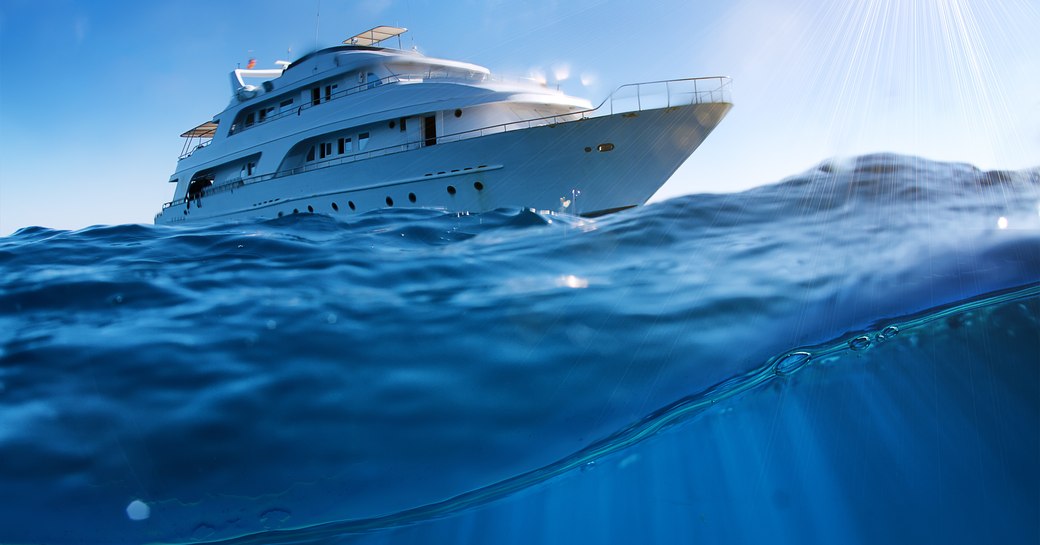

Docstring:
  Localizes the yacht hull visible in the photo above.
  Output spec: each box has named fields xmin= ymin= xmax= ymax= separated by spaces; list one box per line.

xmin=155 ymin=102 xmax=731 ymax=224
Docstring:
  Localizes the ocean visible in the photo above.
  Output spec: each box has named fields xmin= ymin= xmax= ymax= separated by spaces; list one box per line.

xmin=1 ymin=154 xmax=1037 ymax=544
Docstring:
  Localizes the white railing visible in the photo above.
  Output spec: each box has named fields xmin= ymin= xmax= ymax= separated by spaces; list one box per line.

xmin=600 ymin=76 xmax=732 ymax=116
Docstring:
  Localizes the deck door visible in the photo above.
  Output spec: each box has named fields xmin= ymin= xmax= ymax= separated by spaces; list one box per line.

xmin=423 ymin=115 xmax=437 ymax=147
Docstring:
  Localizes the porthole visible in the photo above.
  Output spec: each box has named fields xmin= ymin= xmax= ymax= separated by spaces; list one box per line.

xmin=474 ymin=181 xmax=484 ymax=191
xmin=332 ymin=202 xmax=339 ymax=211
xmin=307 ymin=205 xmax=314 ymax=213
xmin=389 ymin=120 xmax=396 ymax=129
xmin=278 ymin=211 xmax=284 ymax=218
xmin=386 ymin=196 xmax=394 ymax=206
xmin=597 ymin=143 xmax=615 ymax=152
xmin=293 ymin=208 xmax=299 ymax=214
xmin=584 ymin=146 xmax=592 ymax=153
xmin=454 ymin=109 xmax=462 ymax=118
xmin=447 ymin=185 xmax=456 ymax=195
xmin=408 ymin=192 xmax=417 ymax=203
xmin=348 ymin=201 xmax=356 ymax=211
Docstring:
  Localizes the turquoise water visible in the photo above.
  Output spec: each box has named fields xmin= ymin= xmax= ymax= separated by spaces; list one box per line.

xmin=1 ymin=154 xmax=1037 ymax=544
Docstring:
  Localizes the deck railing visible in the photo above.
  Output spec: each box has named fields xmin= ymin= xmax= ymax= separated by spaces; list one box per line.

xmin=179 ymin=71 xmax=465 ymax=158
xmin=162 ymin=76 xmax=732 ymax=211
xmin=600 ymin=76 xmax=732 ymax=116
xmin=215 ymin=70 xmax=495 ymax=141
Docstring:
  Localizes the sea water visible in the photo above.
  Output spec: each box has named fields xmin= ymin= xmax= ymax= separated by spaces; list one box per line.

xmin=1 ymin=154 xmax=1037 ymax=544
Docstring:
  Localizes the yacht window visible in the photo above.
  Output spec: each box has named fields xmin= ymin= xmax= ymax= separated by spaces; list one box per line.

xmin=342 ymin=137 xmax=352 ymax=153
xmin=367 ymin=73 xmax=379 ymax=89
xmin=280 ymin=99 xmax=294 ymax=114
xmin=324 ymin=85 xmax=332 ymax=102
xmin=320 ymin=142 xmax=332 ymax=159
xmin=306 ymin=146 xmax=315 ymax=162
xmin=400 ymin=117 xmax=407 ymax=132
xmin=358 ymin=132 xmax=369 ymax=151
xmin=258 ymin=109 xmax=267 ymax=122
xmin=423 ymin=115 xmax=437 ymax=147
xmin=311 ymin=88 xmax=320 ymax=106
xmin=245 ymin=112 xmax=255 ymax=127
xmin=241 ymin=161 xmax=255 ymax=177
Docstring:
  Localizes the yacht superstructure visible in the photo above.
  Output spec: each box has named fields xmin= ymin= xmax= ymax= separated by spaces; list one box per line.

xmin=155 ymin=26 xmax=731 ymax=224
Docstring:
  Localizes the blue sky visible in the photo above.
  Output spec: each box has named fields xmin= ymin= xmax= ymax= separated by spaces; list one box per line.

xmin=1 ymin=0 xmax=1038 ymax=234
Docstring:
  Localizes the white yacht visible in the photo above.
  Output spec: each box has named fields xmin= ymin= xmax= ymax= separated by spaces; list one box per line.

xmin=154 ymin=26 xmax=731 ymax=224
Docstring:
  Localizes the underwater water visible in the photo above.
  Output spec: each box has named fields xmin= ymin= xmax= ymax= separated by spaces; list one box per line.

xmin=0 ymin=154 xmax=1037 ymax=544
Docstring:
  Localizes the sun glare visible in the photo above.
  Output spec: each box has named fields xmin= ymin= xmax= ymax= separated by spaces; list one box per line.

xmin=747 ymin=0 xmax=1038 ymax=169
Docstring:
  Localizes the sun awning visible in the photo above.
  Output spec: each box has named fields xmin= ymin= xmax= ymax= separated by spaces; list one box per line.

xmin=343 ymin=26 xmax=407 ymax=47
xmin=180 ymin=120 xmax=219 ymax=139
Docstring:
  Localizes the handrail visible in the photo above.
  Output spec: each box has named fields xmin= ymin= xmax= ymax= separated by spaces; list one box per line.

xmin=181 ymin=73 xmax=730 ymax=159
xmin=218 ymin=69 xmax=496 ymax=140
xmin=594 ymin=76 xmax=732 ymax=116
xmin=162 ymin=76 xmax=732 ymax=210
xmin=179 ymin=73 xmax=422 ymax=159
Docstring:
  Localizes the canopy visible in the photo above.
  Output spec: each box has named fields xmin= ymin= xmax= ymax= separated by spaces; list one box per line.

xmin=343 ymin=26 xmax=407 ymax=47
xmin=180 ymin=120 xmax=219 ymax=139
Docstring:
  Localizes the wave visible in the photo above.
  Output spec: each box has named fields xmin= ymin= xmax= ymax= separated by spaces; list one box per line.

xmin=0 ymin=154 xmax=1038 ymax=544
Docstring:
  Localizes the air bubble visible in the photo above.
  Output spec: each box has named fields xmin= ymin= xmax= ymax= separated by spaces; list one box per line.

xmin=774 ymin=352 xmax=812 ymax=376
xmin=618 ymin=454 xmax=640 ymax=469
xmin=126 ymin=499 xmax=150 ymax=521
xmin=191 ymin=524 xmax=216 ymax=540
xmin=849 ymin=335 xmax=871 ymax=351
xmin=876 ymin=325 xmax=899 ymax=342
xmin=260 ymin=508 xmax=291 ymax=529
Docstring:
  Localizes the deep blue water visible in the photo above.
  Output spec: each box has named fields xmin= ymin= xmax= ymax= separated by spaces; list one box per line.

xmin=1 ymin=154 xmax=1038 ymax=545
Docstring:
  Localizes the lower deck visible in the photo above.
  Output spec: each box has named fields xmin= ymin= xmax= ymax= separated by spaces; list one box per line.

xmin=156 ymin=101 xmax=731 ymax=224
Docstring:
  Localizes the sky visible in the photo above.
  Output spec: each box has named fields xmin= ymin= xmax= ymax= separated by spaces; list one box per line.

xmin=1 ymin=0 xmax=1038 ymax=235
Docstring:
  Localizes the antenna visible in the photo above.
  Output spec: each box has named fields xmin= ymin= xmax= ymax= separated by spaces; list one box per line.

xmin=314 ymin=0 xmax=321 ymax=51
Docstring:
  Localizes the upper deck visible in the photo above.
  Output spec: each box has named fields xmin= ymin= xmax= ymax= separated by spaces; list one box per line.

xmin=177 ymin=28 xmax=585 ymax=160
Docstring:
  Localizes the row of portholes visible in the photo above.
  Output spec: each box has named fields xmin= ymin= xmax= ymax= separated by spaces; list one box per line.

xmin=276 ymin=181 xmax=486 ymax=217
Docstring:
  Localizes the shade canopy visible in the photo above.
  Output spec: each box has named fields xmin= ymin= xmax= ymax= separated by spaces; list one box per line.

xmin=180 ymin=120 xmax=219 ymax=139
xmin=343 ymin=26 xmax=407 ymax=47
